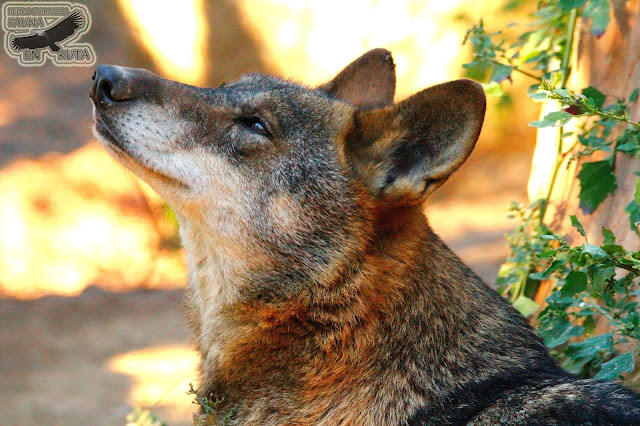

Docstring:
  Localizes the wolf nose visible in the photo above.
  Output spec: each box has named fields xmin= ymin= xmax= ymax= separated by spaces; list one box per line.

xmin=90 ymin=65 xmax=133 ymax=106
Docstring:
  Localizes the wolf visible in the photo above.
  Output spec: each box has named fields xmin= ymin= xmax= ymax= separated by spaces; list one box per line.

xmin=91 ymin=49 xmax=640 ymax=424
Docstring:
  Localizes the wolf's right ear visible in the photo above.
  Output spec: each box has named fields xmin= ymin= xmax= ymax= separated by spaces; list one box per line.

xmin=342 ymin=79 xmax=486 ymax=207
xmin=317 ymin=48 xmax=396 ymax=108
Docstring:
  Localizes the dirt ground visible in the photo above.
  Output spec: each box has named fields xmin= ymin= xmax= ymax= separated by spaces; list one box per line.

xmin=0 ymin=1 xmax=537 ymax=424
xmin=0 ymin=288 xmax=193 ymax=425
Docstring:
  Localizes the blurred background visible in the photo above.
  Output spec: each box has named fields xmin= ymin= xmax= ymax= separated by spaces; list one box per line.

xmin=0 ymin=0 xmax=542 ymax=424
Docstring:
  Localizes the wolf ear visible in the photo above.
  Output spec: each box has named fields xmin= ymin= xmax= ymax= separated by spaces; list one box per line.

xmin=343 ymin=79 xmax=486 ymax=207
xmin=318 ymin=48 xmax=396 ymax=108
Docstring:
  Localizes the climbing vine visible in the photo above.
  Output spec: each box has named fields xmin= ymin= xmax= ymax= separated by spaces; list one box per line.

xmin=464 ymin=0 xmax=640 ymax=381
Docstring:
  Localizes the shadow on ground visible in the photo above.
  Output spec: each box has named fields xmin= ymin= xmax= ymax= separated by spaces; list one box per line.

xmin=0 ymin=288 xmax=192 ymax=425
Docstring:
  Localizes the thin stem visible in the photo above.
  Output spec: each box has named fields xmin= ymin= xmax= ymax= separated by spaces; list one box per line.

xmin=488 ymin=58 xmax=543 ymax=81
xmin=514 ymin=67 xmax=544 ymax=81
xmin=590 ymin=109 xmax=640 ymax=129
xmin=562 ymin=139 xmax=580 ymax=159
xmin=538 ymin=8 xmax=579 ymax=226
xmin=586 ymin=296 xmax=623 ymax=329
xmin=615 ymin=262 xmax=640 ymax=276
xmin=560 ymin=9 xmax=578 ymax=88
xmin=539 ymin=129 xmax=564 ymax=225
xmin=517 ymin=264 xmax=533 ymax=299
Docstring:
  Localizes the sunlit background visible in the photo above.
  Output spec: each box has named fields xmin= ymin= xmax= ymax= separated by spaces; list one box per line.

xmin=0 ymin=0 xmax=541 ymax=424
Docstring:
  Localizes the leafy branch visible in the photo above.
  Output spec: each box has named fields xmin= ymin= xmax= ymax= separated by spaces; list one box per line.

xmin=188 ymin=383 xmax=236 ymax=426
xmin=536 ymin=215 xmax=640 ymax=379
xmin=529 ymin=82 xmax=640 ymax=215
xmin=466 ymin=0 xmax=640 ymax=382
xmin=530 ymin=81 xmax=640 ymax=131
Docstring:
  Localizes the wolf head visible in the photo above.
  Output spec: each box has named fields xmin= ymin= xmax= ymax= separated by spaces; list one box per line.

xmin=91 ymin=49 xmax=485 ymax=304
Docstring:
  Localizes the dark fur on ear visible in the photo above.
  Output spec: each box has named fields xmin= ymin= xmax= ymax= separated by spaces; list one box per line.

xmin=318 ymin=48 xmax=396 ymax=108
xmin=342 ymin=79 xmax=486 ymax=206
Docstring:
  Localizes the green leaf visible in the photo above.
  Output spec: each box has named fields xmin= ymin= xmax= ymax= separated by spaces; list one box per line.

xmin=513 ymin=295 xmax=540 ymax=317
xmin=625 ymin=200 xmax=640 ymax=231
xmin=491 ymin=63 xmax=513 ymax=83
xmin=539 ymin=249 xmax=558 ymax=258
xmin=635 ymin=178 xmax=640 ymax=204
xmin=531 ymin=259 xmax=564 ymax=280
xmin=540 ymin=234 xmax=561 ymax=241
xmin=530 ymin=111 xmax=573 ymax=128
xmin=528 ymin=91 xmax=551 ymax=101
xmin=577 ymin=160 xmax=617 ymax=213
xmin=617 ymin=142 xmax=638 ymax=153
xmin=570 ymin=215 xmax=586 ymax=237
xmin=583 ymin=315 xmax=596 ymax=335
xmin=594 ymin=352 xmax=635 ymax=380
xmin=463 ymin=60 xmax=491 ymax=81
xmin=581 ymin=244 xmax=608 ymax=260
xmin=542 ymin=322 xmax=585 ymax=348
xmin=566 ymin=333 xmax=613 ymax=359
xmin=601 ymin=243 xmax=625 ymax=256
xmin=544 ymin=290 xmax=575 ymax=309
xmin=561 ymin=271 xmax=588 ymax=296
xmin=482 ymin=81 xmax=504 ymax=97
xmin=562 ymin=354 xmax=597 ymax=375
xmin=582 ymin=86 xmax=606 ymax=110
xmin=550 ymin=71 xmax=564 ymax=88
xmin=601 ymin=227 xmax=616 ymax=245
xmin=584 ymin=0 xmax=611 ymax=38
xmin=591 ymin=265 xmax=614 ymax=297
xmin=631 ymin=88 xmax=640 ymax=103
xmin=558 ymin=0 xmax=587 ymax=10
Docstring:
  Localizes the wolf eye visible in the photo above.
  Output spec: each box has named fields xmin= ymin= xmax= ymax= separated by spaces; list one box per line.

xmin=238 ymin=117 xmax=270 ymax=137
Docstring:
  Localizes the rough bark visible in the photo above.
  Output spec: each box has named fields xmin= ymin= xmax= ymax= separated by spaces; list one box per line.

xmin=530 ymin=0 xmax=640 ymax=251
xmin=529 ymin=1 xmax=640 ymax=375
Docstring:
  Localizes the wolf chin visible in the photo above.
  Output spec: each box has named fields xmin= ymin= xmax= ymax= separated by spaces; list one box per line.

xmin=91 ymin=49 xmax=640 ymax=424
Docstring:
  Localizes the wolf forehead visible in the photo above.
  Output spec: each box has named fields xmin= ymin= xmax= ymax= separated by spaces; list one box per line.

xmin=183 ymin=74 xmax=343 ymax=116
xmin=168 ymin=74 xmax=355 ymax=151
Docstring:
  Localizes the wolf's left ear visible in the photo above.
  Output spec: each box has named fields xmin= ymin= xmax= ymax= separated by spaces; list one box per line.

xmin=318 ymin=48 xmax=396 ymax=108
xmin=343 ymin=79 xmax=486 ymax=207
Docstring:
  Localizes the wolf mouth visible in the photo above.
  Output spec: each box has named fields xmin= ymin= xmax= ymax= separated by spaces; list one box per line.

xmin=94 ymin=118 xmax=128 ymax=152
xmin=94 ymin=117 xmax=190 ymax=189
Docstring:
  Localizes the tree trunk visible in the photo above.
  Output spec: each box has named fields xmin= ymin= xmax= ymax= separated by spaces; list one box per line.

xmin=529 ymin=0 xmax=640 ymax=251
xmin=528 ymin=2 xmax=640 ymax=379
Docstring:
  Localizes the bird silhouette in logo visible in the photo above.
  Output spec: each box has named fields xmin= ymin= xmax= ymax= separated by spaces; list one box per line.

xmin=11 ymin=11 xmax=84 ymax=52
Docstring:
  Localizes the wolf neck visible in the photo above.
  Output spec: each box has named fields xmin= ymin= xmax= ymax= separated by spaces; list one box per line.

xmin=178 ymin=208 xmax=545 ymax=423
